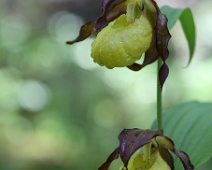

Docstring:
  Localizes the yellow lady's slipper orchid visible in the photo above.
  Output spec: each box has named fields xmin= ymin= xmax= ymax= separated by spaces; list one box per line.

xmin=98 ymin=129 xmax=194 ymax=170
xmin=66 ymin=0 xmax=171 ymax=87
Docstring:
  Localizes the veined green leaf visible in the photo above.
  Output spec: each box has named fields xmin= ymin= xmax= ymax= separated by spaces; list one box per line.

xmin=151 ymin=101 xmax=212 ymax=170
xmin=160 ymin=6 xmax=196 ymax=65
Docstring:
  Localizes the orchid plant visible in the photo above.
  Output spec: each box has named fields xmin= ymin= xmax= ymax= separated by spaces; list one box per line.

xmin=65 ymin=0 xmax=212 ymax=170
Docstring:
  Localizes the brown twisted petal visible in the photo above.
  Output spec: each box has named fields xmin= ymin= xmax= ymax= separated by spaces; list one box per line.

xmin=66 ymin=22 xmax=95 ymax=45
xmin=66 ymin=0 xmax=128 ymax=43
xmin=156 ymin=136 xmax=194 ymax=170
xmin=94 ymin=0 xmax=128 ymax=34
xmin=98 ymin=149 xmax=119 ymax=170
xmin=155 ymin=9 xmax=171 ymax=88
xmin=128 ymin=1 xmax=171 ymax=89
xmin=173 ymin=149 xmax=194 ymax=170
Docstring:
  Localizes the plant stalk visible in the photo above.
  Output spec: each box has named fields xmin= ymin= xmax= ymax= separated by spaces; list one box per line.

xmin=157 ymin=58 xmax=162 ymax=129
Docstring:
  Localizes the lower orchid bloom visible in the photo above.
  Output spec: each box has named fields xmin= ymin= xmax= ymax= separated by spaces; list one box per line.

xmin=119 ymin=139 xmax=171 ymax=170
xmin=98 ymin=129 xmax=194 ymax=170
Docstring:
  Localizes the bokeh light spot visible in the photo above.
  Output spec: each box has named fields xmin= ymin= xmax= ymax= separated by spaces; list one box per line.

xmin=0 ymin=67 xmax=21 ymax=112
xmin=48 ymin=11 xmax=84 ymax=43
xmin=73 ymin=38 xmax=99 ymax=70
xmin=0 ymin=14 xmax=31 ymax=47
xmin=92 ymin=99 xmax=121 ymax=128
xmin=4 ymin=116 xmax=33 ymax=145
xmin=18 ymin=80 xmax=50 ymax=112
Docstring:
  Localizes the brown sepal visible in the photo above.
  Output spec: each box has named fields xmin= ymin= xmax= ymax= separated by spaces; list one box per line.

xmin=127 ymin=63 xmax=143 ymax=71
xmin=173 ymin=149 xmax=194 ymax=170
xmin=66 ymin=22 xmax=95 ymax=45
xmin=159 ymin=63 xmax=169 ymax=89
xmin=98 ymin=148 xmax=119 ymax=170
xmin=102 ymin=0 xmax=116 ymax=12
xmin=156 ymin=135 xmax=194 ymax=170
xmin=94 ymin=0 xmax=127 ymax=34
xmin=155 ymin=6 xmax=171 ymax=88
xmin=159 ymin=147 xmax=174 ymax=170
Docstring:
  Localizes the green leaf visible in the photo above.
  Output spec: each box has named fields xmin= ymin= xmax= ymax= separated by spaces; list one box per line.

xmin=179 ymin=8 xmax=196 ymax=65
xmin=160 ymin=6 xmax=183 ymax=30
xmin=151 ymin=101 xmax=212 ymax=170
xmin=160 ymin=6 xmax=196 ymax=65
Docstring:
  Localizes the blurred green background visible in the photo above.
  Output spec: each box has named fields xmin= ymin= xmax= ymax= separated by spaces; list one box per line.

xmin=0 ymin=0 xmax=212 ymax=169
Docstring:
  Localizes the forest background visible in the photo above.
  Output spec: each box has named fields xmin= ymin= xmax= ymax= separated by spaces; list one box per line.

xmin=0 ymin=0 xmax=212 ymax=169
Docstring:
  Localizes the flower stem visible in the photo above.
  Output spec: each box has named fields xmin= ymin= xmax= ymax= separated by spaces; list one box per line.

xmin=157 ymin=58 xmax=162 ymax=129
